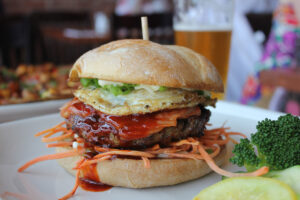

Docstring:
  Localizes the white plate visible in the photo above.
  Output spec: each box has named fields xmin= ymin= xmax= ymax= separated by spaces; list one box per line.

xmin=0 ymin=99 xmax=70 ymax=123
xmin=0 ymin=101 xmax=283 ymax=200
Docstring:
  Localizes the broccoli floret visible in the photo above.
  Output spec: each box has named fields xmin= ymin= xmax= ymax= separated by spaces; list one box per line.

xmin=230 ymin=114 xmax=300 ymax=171
xmin=230 ymin=138 xmax=260 ymax=172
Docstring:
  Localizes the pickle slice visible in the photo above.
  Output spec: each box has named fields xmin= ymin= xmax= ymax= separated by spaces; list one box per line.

xmin=193 ymin=177 xmax=297 ymax=200
xmin=265 ymin=165 xmax=300 ymax=196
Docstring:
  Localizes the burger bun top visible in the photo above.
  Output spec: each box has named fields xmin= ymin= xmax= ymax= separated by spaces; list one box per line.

xmin=69 ymin=39 xmax=223 ymax=92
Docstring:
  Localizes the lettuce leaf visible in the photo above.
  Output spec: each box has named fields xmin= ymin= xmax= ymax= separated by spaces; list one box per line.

xmin=80 ymin=78 xmax=100 ymax=88
xmin=102 ymin=83 xmax=137 ymax=96
xmin=80 ymin=78 xmax=170 ymax=96
xmin=159 ymin=86 xmax=167 ymax=91
xmin=80 ymin=78 xmax=137 ymax=95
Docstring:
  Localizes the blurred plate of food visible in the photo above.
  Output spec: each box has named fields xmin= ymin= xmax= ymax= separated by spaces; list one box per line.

xmin=0 ymin=63 xmax=77 ymax=123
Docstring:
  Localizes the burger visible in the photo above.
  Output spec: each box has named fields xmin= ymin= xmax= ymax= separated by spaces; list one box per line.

xmin=19 ymin=39 xmax=229 ymax=199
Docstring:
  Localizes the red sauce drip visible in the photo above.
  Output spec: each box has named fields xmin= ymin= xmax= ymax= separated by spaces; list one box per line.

xmin=79 ymin=163 xmax=112 ymax=192
xmin=63 ymin=99 xmax=201 ymax=141
xmin=79 ymin=179 xmax=112 ymax=192
xmin=80 ymin=163 xmax=100 ymax=182
xmin=103 ymin=112 xmax=170 ymax=140
xmin=71 ymin=100 xmax=96 ymax=117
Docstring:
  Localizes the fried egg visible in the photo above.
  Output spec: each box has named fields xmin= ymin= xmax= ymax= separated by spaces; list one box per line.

xmin=74 ymin=87 xmax=216 ymax=115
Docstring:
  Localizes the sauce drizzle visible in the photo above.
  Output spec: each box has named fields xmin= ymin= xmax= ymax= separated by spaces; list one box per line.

xmin=63 ymin=99 xmax=201 ymax=141
xmin=79 ymin=179 xmax=112 ymax=192
xmin=79 ymin=163 xmax=112 ymax=192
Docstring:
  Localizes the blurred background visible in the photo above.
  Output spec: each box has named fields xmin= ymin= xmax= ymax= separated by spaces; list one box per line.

xmin=0 ymin=0 xmax=299 ymax=116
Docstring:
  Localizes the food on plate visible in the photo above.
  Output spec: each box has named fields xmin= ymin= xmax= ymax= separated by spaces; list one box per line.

xmin=193 ymin=177 xmax=297 ymax=200
xmin=222 ymin=166 xmax=300 ymax=197
xmin=230 ymin=114 xmax=300 ymax=172
xmin=18 ymin=39 xmax=268 ymax=200
xmin=216 ymin=114 xmax=299 ymax=200
xmin=265 ymin=165 xmax=300 ymax=197
xmin=0 ymin=63 xmax=76 ymax=105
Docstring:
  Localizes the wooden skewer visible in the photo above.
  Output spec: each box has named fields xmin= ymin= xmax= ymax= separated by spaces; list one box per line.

xmin=141 ymin=16 xmax=149 ymax=40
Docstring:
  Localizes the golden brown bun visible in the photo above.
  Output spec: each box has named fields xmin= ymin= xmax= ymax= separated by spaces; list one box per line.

xmin=56 ymin=146 xmax=226 ymax=188
xmin=69 ymin=39 xmax=224 ymax=92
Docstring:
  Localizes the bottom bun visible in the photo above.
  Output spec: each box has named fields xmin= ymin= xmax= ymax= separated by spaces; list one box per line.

xmin=56 ymin=146 xmax=227 ymax=188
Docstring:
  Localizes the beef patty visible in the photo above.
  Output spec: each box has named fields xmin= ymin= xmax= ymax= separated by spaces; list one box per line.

xmin=66 ymin=106 xmax=210 ymax=149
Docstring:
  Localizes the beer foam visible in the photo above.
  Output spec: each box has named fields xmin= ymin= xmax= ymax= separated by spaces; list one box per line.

xmin=173 ymin=24 xmax=232 ymax=31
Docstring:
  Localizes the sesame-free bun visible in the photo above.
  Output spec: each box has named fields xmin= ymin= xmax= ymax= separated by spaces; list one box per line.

xmin=69 ymin=39 xmax=224 ymax=92
xmin=56 ymin=146 xmax=226 ymax=188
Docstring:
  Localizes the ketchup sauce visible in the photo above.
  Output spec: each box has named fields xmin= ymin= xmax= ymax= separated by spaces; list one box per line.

xmin=79 ymin=163 xmax=112 ymax=192
xmin=63 ymin=99 xmax=200 ymax=141
xmin=102 ymin=112 xmax=168 ymax=140
xmin=79 ymin=179 xmax=112 ymax=192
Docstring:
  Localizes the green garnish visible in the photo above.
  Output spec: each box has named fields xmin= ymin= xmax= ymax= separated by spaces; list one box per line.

xmin=158 ymin=86 xmax=167 ymax=92
xmin=80 ymin=78 xmax=169 ymax=95
xmin=196 ymin=90 xmax=211 ymax=100
xmin=230 ymin=114 xmax=300 ymax=171
xmin=80 ymin=78 xmax=100 ymax=88
xmin=103 ymin=83 xmax=137 ymax=96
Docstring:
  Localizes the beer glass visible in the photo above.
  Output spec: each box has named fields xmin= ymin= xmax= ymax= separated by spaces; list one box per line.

xmin=173 ymin=0 xmax=234 ymax=98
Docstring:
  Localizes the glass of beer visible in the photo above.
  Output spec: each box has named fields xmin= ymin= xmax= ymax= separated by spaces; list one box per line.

xmin=173 ymin=0 xmax=234 ymax=98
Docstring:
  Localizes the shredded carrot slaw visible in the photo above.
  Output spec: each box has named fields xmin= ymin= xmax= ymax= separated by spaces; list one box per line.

xmin=93 ymin=149 xmax=155 ymax=159
xmin=59 ymin=167 xmax=81 ymax=200
xmin=1 ymin=192 xmax=30 ymax=200
xmin=42 ymin=131 xmax=73 ymax=143
xmin=18 ymin=121 xmax=269 ymax=200
xmin=18 ymin=148 xmax=84 ymax=172
xmin=79 ymin=155 xmax=112 ymax=167
xmin=35 ymin=121 xmax=66 ymax=137
xmin=47 ymin=141 xmax=73 ymax=148
xmin=142 ymin=157 xmax=151 ymax=169
xmin=197 ymin=143 xmax=269 ymax=177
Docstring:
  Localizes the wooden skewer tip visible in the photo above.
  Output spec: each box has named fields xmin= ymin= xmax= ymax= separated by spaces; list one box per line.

xmin=141 ymin=16 xmax=149 ymax=40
